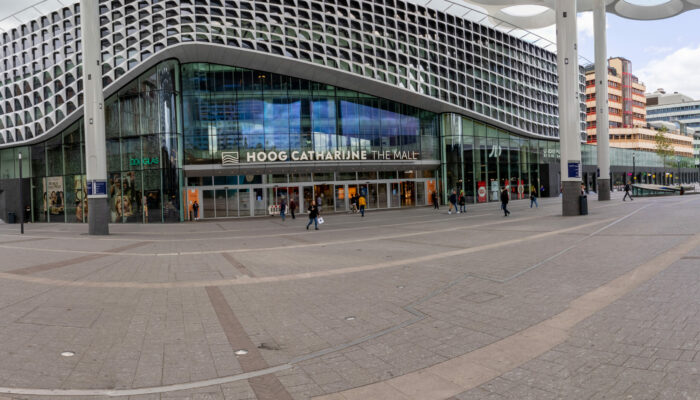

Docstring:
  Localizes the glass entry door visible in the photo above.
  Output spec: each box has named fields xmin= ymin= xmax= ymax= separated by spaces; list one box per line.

xmin=239 ymin=188 xmax=251 ymax=216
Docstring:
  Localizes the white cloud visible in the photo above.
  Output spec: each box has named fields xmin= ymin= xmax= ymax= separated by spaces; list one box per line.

xmin=636 ymin=45 xmax=700 ymax=99
xmin=643 ymin=45 xmax=673 ymax=55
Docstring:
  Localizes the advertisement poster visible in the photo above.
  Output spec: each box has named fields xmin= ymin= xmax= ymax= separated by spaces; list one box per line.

xmin=517 ymin=179 xmax=525 ymax=199
xmin=427 ymin=180 xmax=436 ymax=204
xmin=110 ymin=172 xmax=137 ymax=222
xmin=74 ymin=175 xmax=88 ymax=222
xmin=490 ymin=180 xmax=499 ymax=201
xmin=44 ymin=177 xmax=65 ymax=215
xmin=477 ymin=181 xmax=487 ymax=203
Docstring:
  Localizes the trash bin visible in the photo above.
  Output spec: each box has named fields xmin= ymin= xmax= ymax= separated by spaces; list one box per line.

xmin=6 ymin=212 xmax=16 ymax=224
xmin=579 ymin=195 xmax=588 ymax=216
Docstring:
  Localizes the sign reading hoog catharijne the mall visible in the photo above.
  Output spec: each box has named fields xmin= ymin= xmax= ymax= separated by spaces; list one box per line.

xmin=221 ymin=150 xmax=420 ymax=165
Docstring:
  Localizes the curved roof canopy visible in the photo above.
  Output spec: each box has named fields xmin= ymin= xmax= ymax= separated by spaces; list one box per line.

xmin=465 ymin=0 xmax=700 ymax=26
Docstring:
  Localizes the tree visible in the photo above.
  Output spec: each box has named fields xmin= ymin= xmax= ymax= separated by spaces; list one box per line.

xmin=654 ymin=126 xmax=674 ymax=168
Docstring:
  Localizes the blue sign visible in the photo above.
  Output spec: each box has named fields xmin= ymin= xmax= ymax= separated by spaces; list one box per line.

xmin=568 ymin=161 xmax=580 ymax=179
xmin=94 ymin=180 xmax=107 ymax=196
xmin=87 ymin=180 xmax=108 ymax=197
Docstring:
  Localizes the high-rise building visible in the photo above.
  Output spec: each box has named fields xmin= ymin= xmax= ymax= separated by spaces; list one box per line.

xmin=585 ymin=58 xmax=692 ymax=159
xmin=646 ymin=89 xmax=700 ymax=131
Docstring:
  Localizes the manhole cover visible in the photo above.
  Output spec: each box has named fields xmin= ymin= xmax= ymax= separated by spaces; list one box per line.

xmin=61 ymin=351 xmax=75 ymax=357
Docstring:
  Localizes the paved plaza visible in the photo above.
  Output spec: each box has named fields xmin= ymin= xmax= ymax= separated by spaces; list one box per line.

xmin=0 ymin=194 xmax=697 ymax=399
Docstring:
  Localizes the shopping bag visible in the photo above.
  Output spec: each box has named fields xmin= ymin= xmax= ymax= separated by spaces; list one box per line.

xmin=318 ymin=217 xmax=325 ymax=224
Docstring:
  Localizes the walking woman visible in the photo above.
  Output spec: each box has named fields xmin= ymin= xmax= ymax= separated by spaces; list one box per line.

xmin=306 ymin=200 xmax=319 ymax=230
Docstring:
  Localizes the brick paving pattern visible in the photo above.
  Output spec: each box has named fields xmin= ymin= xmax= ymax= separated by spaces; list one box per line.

xmin=0 ymin=193 xmax=694 ymax=399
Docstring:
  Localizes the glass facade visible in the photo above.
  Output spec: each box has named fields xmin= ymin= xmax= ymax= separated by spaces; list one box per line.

xmin=1 ymin=60 xmax=697 ymax=223
xmin=180 ymin=64 xmax=440 ymax=165
xmin=441 ymin=113 xmax=699 ymax=203
xmin=14 ymin=60 xmax=183 ymax=223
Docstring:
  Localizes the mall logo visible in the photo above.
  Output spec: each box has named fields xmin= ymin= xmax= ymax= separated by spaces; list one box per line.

xmin=222 ymin=152 xmax=239 ymax=165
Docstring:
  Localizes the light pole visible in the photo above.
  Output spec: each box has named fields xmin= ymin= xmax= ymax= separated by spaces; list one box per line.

xmin=632 ymin=152 xmax=635 ymax=185
xmin=18 ymin=152 xmax=23 ymax=235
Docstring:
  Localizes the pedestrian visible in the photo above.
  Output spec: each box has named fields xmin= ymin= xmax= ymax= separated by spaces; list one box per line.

xmin=351 ymin=194 xmax=358 ymax=213
xmin=289 ymin=198 xmax=296 ymax=219
xmin=432 ymin=191 xmax=439 ymax=210
xmin=448 ymin=189 xmax=458 ymax=214
xmin=458 ymin=190 xmax=466 ymax=213
xmin=359 ymin=194 xmax=366 ymax=217
xmin=500 ymin=187 xmax=510 ymax=217
xmin=316 ymin=195 xmax=322 ymax=213
xmin=530 ymin=187 xmax=538 ymax=208
xmin=280 ymin=198 xmax=286 ymax=222
xmin=192 ymin=200 xmax=199 ymax=221
xmin=306 ymin=200 xmax=319 ymax=230
xmin=623 ymin=182 xmax=633 ymax=201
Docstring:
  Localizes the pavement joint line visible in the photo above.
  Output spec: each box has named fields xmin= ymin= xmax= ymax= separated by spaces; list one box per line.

xmin=6 ymin=241 xmax=152 ymax=276
xmin=206 ymin=286 xmax=293 ymax=400
xmin=0 ymin=217 xmax=614 ymax=290
xmin=0 ymin=212 xmax=497 ymax=243
xmin=0 ymin=214 xmax=543 ymax=257
xmin=312 ymin=233 xmax=700 ymax=400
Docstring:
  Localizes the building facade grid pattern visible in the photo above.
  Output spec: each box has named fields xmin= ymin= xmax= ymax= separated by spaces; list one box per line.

xmin=0 ymin=0 xmax=588 ymax=150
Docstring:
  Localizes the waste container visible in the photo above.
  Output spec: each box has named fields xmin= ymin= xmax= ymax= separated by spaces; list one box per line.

xmin=579 ymin=195 xmax=588 ymax=216
xmin=6 ymin=212 xmax=16 ymax=224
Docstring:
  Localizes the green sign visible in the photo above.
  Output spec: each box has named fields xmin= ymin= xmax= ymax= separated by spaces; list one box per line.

xmin=130 ymin=157 xmax=159 ymax=167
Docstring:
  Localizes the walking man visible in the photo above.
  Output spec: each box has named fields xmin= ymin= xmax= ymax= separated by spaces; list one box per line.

xmin=306 ymin=200 xmax=319 ymax=230
xmin=448 ymin=190 xmax=458 ymax=214
xmin=501 ymin=187 xmax=510 ymax=217
xmin=623 ymin=182 xmax=633 ymax=201
xmin=289 ymin=198 xmax=296 ymax=219
xmin=359 ymin=194 xmax=366 ymax=217
xmin=458 ymin=190 xmax=466 ymax=213
xmin=530 ymin=187 xmax=538 ymax=208
xmin=280 ymin=198 xmax=286 ymax=222
xmin=432 ymin=191 xmax=439 ymax=210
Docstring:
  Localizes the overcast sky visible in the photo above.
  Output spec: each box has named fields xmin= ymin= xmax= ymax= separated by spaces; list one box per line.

xmin=1 ymin=1 xmax=699 ymax=99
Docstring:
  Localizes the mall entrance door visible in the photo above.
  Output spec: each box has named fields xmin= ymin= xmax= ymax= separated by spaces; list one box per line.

xmin=400 ymin=181 xmax=415 ymax=207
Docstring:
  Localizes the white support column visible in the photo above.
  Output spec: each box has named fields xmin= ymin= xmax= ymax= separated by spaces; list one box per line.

xmin=556 ymin=0 xmax=584 ymax=216
xmin=81 ymin=0 xmax=110 ymax=234
xmin=594 ymin=0 xmax=611 ymax=200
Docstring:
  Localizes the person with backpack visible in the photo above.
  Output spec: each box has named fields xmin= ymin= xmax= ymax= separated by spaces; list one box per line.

xmin=501 ymin=187 xmax=510 ymax=217
xmin=306 ymin=200 xmax=319 ymax=230
xmin=448 ymin=189 xmax=458 ymax=214
xmin=358 ymin=194 xmax=366 ymax=217
xmin=623 ymin=182 xmax=633 ymax=201
xmin=458 ymin=190 xmax=466 ymax=213
xmin=530 ymin=187 xmax=538 ymax=208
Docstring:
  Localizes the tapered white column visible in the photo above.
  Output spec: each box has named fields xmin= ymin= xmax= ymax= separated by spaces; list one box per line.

xmin=594 ymin=0 xmax=611 ymax=200
xmin=81 ymin=0 xmax=110 ymax=235
xmin=556 ymin=0 xmax=584 ymax=215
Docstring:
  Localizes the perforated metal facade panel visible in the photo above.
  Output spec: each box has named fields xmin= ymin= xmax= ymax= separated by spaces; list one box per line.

xmin=0 ymin=0 xmax=586 ymax=148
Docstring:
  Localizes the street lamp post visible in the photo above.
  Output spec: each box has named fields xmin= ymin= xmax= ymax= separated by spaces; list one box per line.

xmin=18 ymin=152 xmax=23 ymax=235
xmin=632 ymin=152 xmax=635 ymax=184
